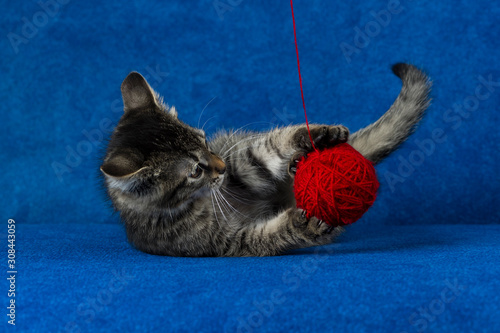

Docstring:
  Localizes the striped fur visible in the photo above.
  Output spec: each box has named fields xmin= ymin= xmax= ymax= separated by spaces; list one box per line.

xmin=101 ymin=64 xmax=431 ymax=257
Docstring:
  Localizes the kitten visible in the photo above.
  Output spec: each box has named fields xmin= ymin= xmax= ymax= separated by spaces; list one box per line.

xmin=101 ymin=63 xmax=430 ymax=257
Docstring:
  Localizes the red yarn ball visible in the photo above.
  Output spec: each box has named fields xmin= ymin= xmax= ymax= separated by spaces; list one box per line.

xmin=293 ymin=143 xmax=379 ymax=226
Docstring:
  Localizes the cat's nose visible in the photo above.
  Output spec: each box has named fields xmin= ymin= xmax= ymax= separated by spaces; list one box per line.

xmin=217 ymin=166 xmax=226 ymax=175
xmin=209 ymin=153 xmax=226 ymax=175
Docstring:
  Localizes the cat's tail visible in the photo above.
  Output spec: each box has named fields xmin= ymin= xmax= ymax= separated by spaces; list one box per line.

xmin=349 ymin=63 xmax=431 ymax=164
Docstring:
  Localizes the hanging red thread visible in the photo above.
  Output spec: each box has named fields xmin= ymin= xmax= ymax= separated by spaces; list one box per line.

xmin=290 ymin=0 xmax=316 ymax=151
xmin=290 ymin=0 xmax=379 ymax=226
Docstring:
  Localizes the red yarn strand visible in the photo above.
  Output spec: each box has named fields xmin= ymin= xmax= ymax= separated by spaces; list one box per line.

xmin=290 ymin=0 xmax=316 ymax=151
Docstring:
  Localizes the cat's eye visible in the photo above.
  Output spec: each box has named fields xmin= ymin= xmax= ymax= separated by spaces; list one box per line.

xmin=190 ymin=164 xmax=203 ymax=179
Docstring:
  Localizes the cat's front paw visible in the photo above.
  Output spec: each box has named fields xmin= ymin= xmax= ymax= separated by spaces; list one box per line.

xmin=289 ymin=125 xmax=349 ymax=178
xmin=288 ymin=208 xmax=341 ymax=245
xmin=310 ymin=125 xmax=349 ymax=149
xmin=294 ymin=125 xmax=349 ymax=152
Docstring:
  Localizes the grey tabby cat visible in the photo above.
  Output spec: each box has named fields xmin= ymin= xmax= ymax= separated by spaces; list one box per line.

xmin=101 ymin=63 xmax=430 ymax=257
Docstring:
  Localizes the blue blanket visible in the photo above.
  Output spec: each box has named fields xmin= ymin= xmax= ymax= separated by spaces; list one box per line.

xmin=1 ymin=0 xmax=499 ymax=331
xmin=18 ymin=224 xmax=500 ymax=332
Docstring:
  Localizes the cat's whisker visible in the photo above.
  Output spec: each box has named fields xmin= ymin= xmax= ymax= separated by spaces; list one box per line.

xmin=221 ymin=187 xmax=252 ymax=204
xmin=215 ymin=191 xmax=232 ymax=218
xmin=218 ymin=189 xmax=250 ymax=219
xmin=223 ymin=133 xmax=267 ymax=157
xmin=225 ymin=151 xmax=268 ymax=161
xmin=215 ymin=189 xmax=232 ymax=211
xmin=222 ymin=134 xmax=264 ymax=159
xmin=214 ymin=190 xmax=233 ymax=236
xmin=225 ymin=147 xmax=268 ymax=161
xmin=219 ymin=122 xmax=271 ymax=153
xmin=213 ymin=190 xmax=228 ymax=222
xmin=198 ymin=96 xmax=217 ymax=129
xmin=202 ymin=116 xmax=217 ymax=132
xmin=210 ymin=190 xmax=225 ymax=232
xmin=221 ymin=132 xmax=254 ymax=157
xmin=214 ymin=190 xmax=246 ymax=230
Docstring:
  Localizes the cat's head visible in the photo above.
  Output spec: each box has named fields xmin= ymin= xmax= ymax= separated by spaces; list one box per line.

xmin=101 ymin=72 xmax=226 ymax=214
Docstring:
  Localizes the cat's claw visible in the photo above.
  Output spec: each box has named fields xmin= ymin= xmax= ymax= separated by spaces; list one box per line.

xmin=326 ymin=226 xmax=336 ymax=234
xmin=290 ymin=208 xmax=341 ymax=246
xmin=288 ymin=151 xmax=307 ymax=178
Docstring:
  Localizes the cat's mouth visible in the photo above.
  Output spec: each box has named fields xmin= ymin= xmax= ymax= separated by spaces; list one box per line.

xmin=190 ymin=176 xmax=224 ymax=200
xmin=209 ymin=174 xmax=224 ymax=190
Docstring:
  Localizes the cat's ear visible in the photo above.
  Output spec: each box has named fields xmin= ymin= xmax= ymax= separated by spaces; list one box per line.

xmin=100 ymin=152 xmax=147 ymax=191
xmin=121 ymin=72 xmax=157 ymax=112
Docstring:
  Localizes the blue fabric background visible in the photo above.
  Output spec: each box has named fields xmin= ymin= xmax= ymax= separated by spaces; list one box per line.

xmin=1 ymin=0 xmax=499 ymax=332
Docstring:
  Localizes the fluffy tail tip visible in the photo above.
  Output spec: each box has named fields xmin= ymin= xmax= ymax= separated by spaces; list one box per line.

xmin=391 ymin=63 xmax=413 ymax=79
